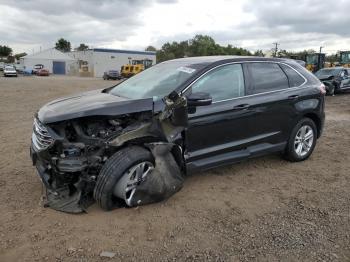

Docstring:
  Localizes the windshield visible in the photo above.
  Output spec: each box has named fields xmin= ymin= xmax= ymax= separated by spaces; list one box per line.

xmin=110 ymin=61 xmax=204 ymax=99
xmin=5 ymin=66 xmax=14 ymax=70
xmin=315 ymin=68 xmax=342 ymax=77
xmin=340 ymin=52 xmax=350 ymax=64
xmin=306 ymin=54 xmax=318 ymax=64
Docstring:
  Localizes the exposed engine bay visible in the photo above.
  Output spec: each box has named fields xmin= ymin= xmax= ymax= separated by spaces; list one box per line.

xmin=31 ymin=93 xmax=188 ymax=213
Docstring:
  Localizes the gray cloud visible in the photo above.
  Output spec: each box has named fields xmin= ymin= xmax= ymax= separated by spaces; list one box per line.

xmin=0 ymin=0 xmax=177 ymax=51
xmin=1 ymin=0 xmax=350 ymax=53
xmin=152 ymin=0 xmax=350 ymax=53
xmin=240 ymin=0 xmax=350 ymax=50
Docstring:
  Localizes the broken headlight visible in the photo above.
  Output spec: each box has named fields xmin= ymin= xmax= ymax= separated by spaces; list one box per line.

xmin=32 ymin=118 xmax=54 ymax=151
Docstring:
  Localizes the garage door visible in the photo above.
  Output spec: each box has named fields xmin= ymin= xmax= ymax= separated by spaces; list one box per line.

xmin=53 ymin=61 xmax=66 ymax=75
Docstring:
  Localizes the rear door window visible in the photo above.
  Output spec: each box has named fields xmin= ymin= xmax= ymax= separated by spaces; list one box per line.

xmin=248 ymin=63 xmax=289 ymax=94
xmin=280 ymin=64 xmax=305 ymax=87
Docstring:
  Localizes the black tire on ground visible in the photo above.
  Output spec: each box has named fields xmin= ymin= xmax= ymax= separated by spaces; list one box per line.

xmin=284 ymin=117 xmax=317 ymax=162
xmin=94 ymin=146 xmax=154 ymax=211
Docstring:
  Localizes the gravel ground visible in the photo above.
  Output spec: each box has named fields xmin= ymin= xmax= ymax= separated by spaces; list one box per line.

xmin=0 ymin=75 xmax=349 ymax=262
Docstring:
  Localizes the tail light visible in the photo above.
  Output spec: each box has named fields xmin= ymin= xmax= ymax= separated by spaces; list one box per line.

xmin=318 ymin=84 xmax=326 ymax=95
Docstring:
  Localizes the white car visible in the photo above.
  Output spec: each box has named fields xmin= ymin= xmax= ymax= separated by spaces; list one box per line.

xmin=4 ymin=65 xmax=18 ymax=77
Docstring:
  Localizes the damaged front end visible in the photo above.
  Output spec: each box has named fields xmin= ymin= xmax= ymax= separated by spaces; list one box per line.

xmin=30 ymin=94 xmax=188 ymax=213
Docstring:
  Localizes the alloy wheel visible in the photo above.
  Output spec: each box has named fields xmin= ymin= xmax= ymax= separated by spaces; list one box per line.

xmin=113 ymin=161 xmax=154 ymax=206
xmin=294 ymin=125 xmax=314 ymax=157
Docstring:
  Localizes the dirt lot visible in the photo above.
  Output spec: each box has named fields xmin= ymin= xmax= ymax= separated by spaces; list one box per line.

xmin=0 ymin=75 xmax=349 ymax=262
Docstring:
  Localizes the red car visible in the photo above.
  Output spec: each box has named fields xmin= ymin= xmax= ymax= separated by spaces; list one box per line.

xmin=36 ymin=69 xmax=50 ymax=76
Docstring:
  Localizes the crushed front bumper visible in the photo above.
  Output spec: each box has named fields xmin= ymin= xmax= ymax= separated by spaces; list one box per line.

xmin=30 ymin=144 xmax=93 ymax=213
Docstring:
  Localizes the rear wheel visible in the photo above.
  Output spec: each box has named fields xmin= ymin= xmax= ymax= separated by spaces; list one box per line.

xmin=94 ymin=146 xmax=154 ymax=210
xmin=284 ymin=118 xmax=317 ymax=162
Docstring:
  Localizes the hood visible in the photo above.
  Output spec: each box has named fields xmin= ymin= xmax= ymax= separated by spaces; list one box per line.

xmin=4 ymin=68 xmax=16 ymax=72
xmin=38 ymin=89 xmax=154 ymax=124
xmin=317 ymin=75 xmax=334 ymax=81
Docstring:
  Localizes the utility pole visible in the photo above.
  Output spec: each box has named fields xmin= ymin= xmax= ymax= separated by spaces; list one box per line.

xmin=319 ymin=46 xmax=323 ymax=54
xmin=318 ymin=46 xmax=324 ymax=71
xmin=273 ymin=42 xmax=280 ymax=57
xmin=272 ymin=42 xmax=280 ymax=57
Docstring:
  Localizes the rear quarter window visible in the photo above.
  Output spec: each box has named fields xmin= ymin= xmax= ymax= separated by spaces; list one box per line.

xmin=248 ymin=62 xmax=289 ymax=94
xmin=280 ymin=64 xmax=306 ymax=87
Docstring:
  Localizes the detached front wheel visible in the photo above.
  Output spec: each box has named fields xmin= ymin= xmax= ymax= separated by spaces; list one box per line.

xmin=94 ymin=146 xmax=154 ymax=210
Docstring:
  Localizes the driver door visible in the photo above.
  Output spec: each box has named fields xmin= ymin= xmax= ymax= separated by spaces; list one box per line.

xmin=183 ymin=63 xmax=258 ymax=172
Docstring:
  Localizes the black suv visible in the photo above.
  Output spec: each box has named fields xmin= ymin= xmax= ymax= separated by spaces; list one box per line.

xmin=30 ymin=57 xmax=325 ymax=213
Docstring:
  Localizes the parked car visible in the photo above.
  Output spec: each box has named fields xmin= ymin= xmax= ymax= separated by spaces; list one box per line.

xmin=3 ymin=65 xmax=17 ymax=77
xmin=32 ymin=64 xmax=44 ymax=74
xmin=0 ymin=62 xmax=4 ymax=71
xmin=30 ymin=57 xmax=325 ymax=213
xmin=103 ymin=70 xmax=122 ymax=80
xmin=14 ymin=64 xmax=25 ymax=73
xmin=315 ymin=67 xmax=350 ymax=95
xmin=23 ymin=68 xmax=33 ymax=76
xmin=36 ymin=69 xmax=50 ymax=76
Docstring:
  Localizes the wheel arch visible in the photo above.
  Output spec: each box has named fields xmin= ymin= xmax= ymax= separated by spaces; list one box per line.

xmin=111 ymin=135 xmax=186 ymax=173
xmin=303 ymin=113 xmax=322 ymax=138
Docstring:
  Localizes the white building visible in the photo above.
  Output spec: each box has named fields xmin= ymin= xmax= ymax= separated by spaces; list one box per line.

xmin=21 ymin=48 xmax=78 ymax=75
xmin=70 ymin=48 xmax=156 ymax=77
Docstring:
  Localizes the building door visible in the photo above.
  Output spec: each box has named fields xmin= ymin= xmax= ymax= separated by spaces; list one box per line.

xmin=53 ymin=61 xmax=66 ymax=74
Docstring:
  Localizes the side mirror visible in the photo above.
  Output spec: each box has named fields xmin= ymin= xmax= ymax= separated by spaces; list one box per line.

xmin=187 ymin=92 xmax=212 ymax=107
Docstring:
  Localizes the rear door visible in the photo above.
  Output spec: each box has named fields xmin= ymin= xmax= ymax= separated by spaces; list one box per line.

xmin=244 ymin=62 xmax=307 ymax=144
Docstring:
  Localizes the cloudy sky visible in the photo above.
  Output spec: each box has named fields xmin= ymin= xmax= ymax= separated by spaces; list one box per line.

xmin=1 ymin=0 xmax=350 ymax=54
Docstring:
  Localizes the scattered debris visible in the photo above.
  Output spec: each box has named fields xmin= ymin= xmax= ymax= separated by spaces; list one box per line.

xmin=100 ymin=251 xmax=116 ymax=258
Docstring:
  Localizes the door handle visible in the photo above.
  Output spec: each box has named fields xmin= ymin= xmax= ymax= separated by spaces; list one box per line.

xmin=288 ymin=95 xmax=299 ymax=100
xmin=233 ymin=104 xmax=250 ymax=110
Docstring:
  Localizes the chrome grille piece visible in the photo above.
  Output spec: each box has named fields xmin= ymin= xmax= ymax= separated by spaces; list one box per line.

xmin=32 ymin=118 xmax=54 ymax=151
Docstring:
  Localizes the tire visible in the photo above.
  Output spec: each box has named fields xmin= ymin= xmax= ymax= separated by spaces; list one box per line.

xmin=94 ymin=146 xmax=154 ymax=210
xmin=284 ymin=118 xmax=317 ymax=162
xmin=328 ymin=84 xmax=335 ymax=96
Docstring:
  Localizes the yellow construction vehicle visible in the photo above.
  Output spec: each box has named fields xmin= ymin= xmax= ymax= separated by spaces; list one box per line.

xmin=305 ymin=53 xmax=325 ymax=73
xmin=339 ymin=51 xmax=350 ymax=68
xmin=121 ymin=59 xmax=153 ymax=78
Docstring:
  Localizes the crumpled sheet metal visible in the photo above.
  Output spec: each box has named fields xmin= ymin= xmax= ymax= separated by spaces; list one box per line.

xmin=127 ymin=142 xmax=185 ymax=207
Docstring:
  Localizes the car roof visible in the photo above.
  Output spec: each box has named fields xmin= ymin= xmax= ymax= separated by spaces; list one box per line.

xmin=164 ymin=56 xmax=291 ymax=64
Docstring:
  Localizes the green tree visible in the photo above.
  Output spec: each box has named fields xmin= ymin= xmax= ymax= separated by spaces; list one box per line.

xmin=156 ymin=35 xmax=252 ymax=62
xmin=188 ymin=35 xmax=217 ymax=56
xmin=0 ymin=45 xmax=13 ymax=57
xmin=14 ymin=52 xmax=27 ymax=60
xmin=253 ymin=50 xmax=265 ymax=57
xmin=55 ymin=38 xmax=71 ymax=52
xmin=75 ymin=43 xmax=89 ymax=51
xmin=145 ymin=45 xmax=157 ymax=52
xmin=6 ymin=55 xmax=15 ymax=63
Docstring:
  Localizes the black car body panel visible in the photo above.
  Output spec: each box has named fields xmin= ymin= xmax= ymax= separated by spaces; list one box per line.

xmin=30 ymin=56 xmax=325 ymax=213
xmin=38 ymin=89 xmax=154 ymax=124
